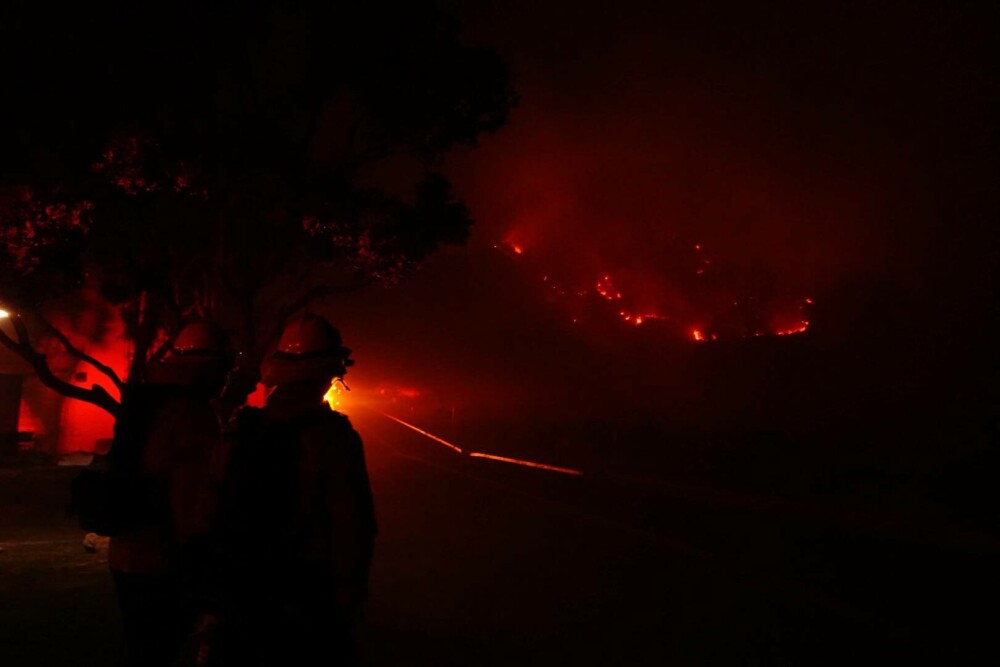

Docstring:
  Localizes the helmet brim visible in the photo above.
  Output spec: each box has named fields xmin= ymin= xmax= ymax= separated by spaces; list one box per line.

xmin=260 ymin=354 xmax=347 ymax=387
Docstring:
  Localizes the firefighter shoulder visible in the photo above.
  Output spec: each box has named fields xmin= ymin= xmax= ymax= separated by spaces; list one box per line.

xmin=107 ymin=320 xmax=228 ymax=573
xmin=262 ymin=314 xmax=376 ymax=602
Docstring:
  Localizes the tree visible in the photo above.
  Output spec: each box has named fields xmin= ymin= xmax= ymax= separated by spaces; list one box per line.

xmin=0 ymin=1 xmax=517 ymax=418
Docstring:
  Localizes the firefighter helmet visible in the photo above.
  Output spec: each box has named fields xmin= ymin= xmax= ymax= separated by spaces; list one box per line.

xmin=275 ymin=314 xmax=345 ymax=356
xmin=164 ymin=321 xmax=229 ymax=363
xmin=262 ymin=314 xmax=353 ymax=386
xmin=148 ymin=320 xmax=232 ymax=391
xmin=168 ymin=321 xmax=227 ymax=358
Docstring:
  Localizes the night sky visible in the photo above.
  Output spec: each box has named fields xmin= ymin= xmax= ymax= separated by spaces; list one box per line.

xmin=448 ymin=1 xmax=996 ymax=283
xmin=336 ymin=1 xmax=998 ymax=417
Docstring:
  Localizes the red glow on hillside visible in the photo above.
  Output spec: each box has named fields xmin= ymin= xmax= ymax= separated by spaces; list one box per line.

xmin=775 ymin=321 xmax=810 ymax=336
xmin=596 ymin=275 xmax=623 ymax=300
xmin=496 ymin=240 xmax=812 ymax=342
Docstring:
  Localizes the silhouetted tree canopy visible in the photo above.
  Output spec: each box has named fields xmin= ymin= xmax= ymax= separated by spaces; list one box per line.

xmin=0 ymin=0 xmax=517 ymax=412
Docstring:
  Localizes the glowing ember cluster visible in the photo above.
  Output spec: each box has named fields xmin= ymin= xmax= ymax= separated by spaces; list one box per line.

xmin=496 ymin=237 xmax=811 ymax=342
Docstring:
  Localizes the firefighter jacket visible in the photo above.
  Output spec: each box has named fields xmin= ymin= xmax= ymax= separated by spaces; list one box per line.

xmin=107 ymin=390 xmax=221 ymax=574
xmin=207 ymin=401 xmax=378 ymax=615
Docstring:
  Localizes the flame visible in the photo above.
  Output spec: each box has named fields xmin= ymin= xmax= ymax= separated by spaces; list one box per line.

xmin=595 ymin=275 xmax=623 ymax=300
xmin=495 ymin=234 xmax=812 ymax=343
xmin=775 ymin=321 xmax=810 ymax=336
xmin=497 ymin=235 xmax=527 ymax=256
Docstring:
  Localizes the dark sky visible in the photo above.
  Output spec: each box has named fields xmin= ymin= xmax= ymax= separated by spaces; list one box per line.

xmin=443 ymin=0 xmax=996 ymax=284
xmin=337 ymin=1 xmax=998 ymax=397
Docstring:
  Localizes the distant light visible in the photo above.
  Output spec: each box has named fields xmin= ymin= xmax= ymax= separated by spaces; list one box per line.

xmin=692 ymin=329 xmax=705 ymax=342
xmin=381 ymin=413 xmax=464 ymax=454
xmin=0 ymin=309 xmax=8 ymax=319
xmin=468 ymin=452 xmax=583 ymax=476
xmin=324 ymin=381 xmax=346 ymax=412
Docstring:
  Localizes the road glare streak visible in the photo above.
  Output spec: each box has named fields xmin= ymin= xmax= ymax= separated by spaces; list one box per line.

xmin=468 ymin=452 xmax=584 ymax=476
xmin=380 ymin=413 xmax=464 ymax=453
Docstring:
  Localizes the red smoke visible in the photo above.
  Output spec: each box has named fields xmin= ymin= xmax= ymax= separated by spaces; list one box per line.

xmin=442 ymin=3 xmax=938 ymax=345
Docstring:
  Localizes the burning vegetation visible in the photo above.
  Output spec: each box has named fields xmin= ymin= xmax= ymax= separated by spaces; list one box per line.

xmin=495 ymin=238 xmax=811 ymax=343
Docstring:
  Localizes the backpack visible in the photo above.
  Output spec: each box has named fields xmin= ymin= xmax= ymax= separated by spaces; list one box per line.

xmin=70 ymin=384 xmax=181 ymax=536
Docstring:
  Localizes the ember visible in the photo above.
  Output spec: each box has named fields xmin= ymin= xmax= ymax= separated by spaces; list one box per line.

xmin=496 ymin=240 xmax=812 ymax=342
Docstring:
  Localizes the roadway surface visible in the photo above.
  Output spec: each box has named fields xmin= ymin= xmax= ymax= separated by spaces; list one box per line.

xmin=1 ymin=409 xmax=997 ymax=665
xmin=351 ymin=408 xmax=996 ymax=666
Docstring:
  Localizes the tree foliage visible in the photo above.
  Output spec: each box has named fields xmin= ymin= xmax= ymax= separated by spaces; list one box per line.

xmin=0 ymin=0 xmax=516 ymax=413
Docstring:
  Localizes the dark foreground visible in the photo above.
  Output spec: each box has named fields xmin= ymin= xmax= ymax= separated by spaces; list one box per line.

xmin=2 ymin=409 xmax=998 ymax=666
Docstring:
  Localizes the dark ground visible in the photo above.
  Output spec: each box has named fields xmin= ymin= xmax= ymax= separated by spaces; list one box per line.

xmin=2 ymin=404 xmax=998 ymax=666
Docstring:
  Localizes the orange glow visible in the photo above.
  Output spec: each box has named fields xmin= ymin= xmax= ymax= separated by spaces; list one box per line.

xmin=595 ymin=275 xmax=623 ymax=300
xmin=377 ymin=384 xmax=422 ymax=400
xmin=468 ymin=452 xmax=584 ymax=476
xmin=380 ymin=413 xmax=464 ymax=453
xmin=775 ymin=321 xmax=810 ymax=336
xmin=0 ymin=309 xmax=9 ymax=318
xmin=498 ymin=235 xmax=527 ymax=257
xmin=493 ymin=235 xmax=812 ymax=343
xmin=324 ymin=381 xmax=346 ymax=411
xmin=618 ymin=309 xmax=662 ymax=326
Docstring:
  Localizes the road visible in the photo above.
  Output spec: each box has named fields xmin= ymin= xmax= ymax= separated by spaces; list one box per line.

xmin=1 ymin=410 xmax=997 ymax=665
xmin=351 ymin=409 xmax=996 ymax=666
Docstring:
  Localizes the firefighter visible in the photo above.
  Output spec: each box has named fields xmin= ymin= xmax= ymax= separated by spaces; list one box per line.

xmin=197 ymin=314 xmax=377 ymax=666
xmin=107 ymin=320 xmax=231 ymax=667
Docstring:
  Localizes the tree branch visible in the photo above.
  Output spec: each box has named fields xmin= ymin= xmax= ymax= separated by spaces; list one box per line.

xmin=32 ymin=313 xmax=125 ymax=393
xmin=0 ymin=317 xmax=120 ymax=417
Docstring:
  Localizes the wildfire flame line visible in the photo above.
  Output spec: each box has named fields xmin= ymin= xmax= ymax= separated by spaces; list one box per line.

xmin=497 ymin=238 xmax=812 ymax=341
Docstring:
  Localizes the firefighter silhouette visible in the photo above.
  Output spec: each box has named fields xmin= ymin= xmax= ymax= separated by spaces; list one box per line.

xmin=197 ymin=314 xmax=377 ymax=666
